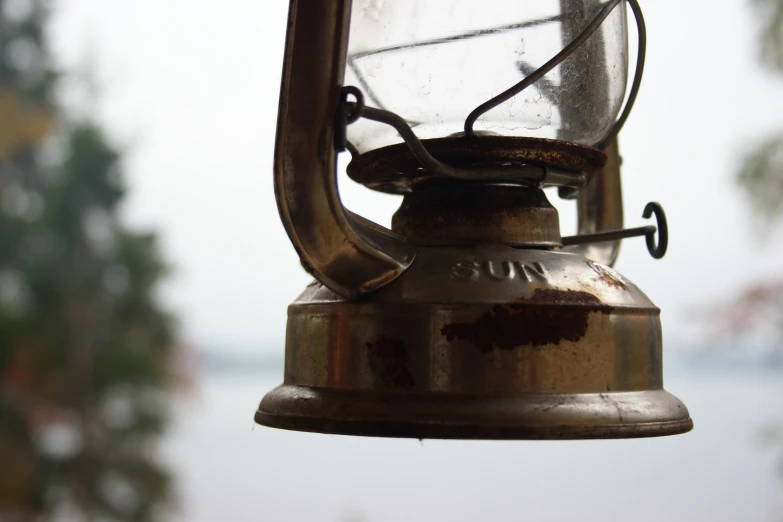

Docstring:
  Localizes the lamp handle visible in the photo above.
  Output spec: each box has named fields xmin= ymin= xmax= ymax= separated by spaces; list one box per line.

xmin=274 ymin=0 xmax=415 ymax=300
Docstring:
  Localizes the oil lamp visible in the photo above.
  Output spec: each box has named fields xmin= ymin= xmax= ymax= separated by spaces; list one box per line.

xmin=255 ymin=0 xmax=693 ymax=439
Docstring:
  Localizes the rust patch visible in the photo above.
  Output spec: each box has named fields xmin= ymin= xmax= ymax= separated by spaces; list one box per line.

xmin=589 ymin=262 xmax=628 ymax=290
xmin=366 ymin=336 xmax=415 ymax=389
xmin=523 ymin=289 xmax=603 ymax=305
xmin=598 ymin=271 xmax=627 ymax=290
xmin=441 ymin=289 xmax=612 ymax=353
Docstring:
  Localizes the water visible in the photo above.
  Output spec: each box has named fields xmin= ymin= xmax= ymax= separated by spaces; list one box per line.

xmin=162 ymin=367 xmax=783 ymax=522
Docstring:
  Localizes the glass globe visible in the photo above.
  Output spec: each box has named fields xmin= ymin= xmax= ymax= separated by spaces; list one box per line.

xmin=345 ymin=0 xmax=628 ymax=154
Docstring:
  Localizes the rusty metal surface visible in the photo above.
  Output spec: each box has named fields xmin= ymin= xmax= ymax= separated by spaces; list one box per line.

xmin=273 ymin=0 xmax=415 ymax=300
xmin=391 ymin=185 xmax=562 ymax=247
xmin=256 ymin=246 xmax=693 ymax=439
xmin=440 ymin=289 xmax=611 ymax=353
xmin=347 ymin=136 xmax=606 ymax=194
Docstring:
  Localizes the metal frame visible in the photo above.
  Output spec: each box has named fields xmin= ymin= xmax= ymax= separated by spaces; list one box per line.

xmin=274 ymin=0 xmax=415 ymax=300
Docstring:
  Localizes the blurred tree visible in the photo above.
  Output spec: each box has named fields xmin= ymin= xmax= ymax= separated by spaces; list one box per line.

xmin=738 ymin=133 xmax=783 ymax=228
xmin=0 ymin=1 xmax=178 ymax=521
xmin=725 ymin=0 xmax=783 ymax=340
xmin=752 ymin=0 xmax=783 ymax=71
xmin=739 ymin=0 xmax=783 ymax=227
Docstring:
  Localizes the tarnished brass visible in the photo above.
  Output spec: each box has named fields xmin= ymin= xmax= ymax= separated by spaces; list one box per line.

xmin=256 ymin=246 xmax=692 ymax=439
xmin=259 ymin=0 xmax=693 ymax=439
xmin=273 ymin=0 xmax=415 ymax=300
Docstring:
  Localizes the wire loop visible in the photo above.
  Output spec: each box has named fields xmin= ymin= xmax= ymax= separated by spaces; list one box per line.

xmin=643 ymin=202 xmax=668 ymax=259
xmin=342 ymin=86 xmax=365 ymax=124
xmin=561 ymin=201 xmax=669 ymax=260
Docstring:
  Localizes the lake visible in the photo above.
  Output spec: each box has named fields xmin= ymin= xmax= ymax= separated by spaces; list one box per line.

xmin=162 ymin=364 xmax=783 ymax=522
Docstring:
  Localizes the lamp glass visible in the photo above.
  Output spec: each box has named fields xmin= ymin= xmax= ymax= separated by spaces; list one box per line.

xmin=346 ymin=0 xmax=628 ymax=153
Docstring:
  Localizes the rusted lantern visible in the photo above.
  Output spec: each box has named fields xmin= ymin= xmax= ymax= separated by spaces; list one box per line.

xmin=255 ymin=0 xmax=693 ymax=439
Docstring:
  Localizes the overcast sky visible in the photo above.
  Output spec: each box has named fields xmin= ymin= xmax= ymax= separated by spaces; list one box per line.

xmin=46 ymin=0 xmax=783 ymax=355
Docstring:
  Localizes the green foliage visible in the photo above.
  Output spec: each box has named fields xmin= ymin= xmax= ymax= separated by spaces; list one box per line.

xmin=738 ymin=133 xmax=783 ymax=225
xmin=752 ymin=0 xmax=783 ymax=71
xmin=740 ymin=0 xmax=783 ymax=226
xmin=0 ymin=1 xmax=178 ymax=520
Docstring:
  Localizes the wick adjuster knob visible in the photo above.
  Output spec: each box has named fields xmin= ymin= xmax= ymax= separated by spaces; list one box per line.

xmin=562 ymin=201 xmax=669 ymax=260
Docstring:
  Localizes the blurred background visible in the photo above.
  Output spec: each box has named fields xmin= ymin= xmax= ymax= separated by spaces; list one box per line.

xmin=2 ymin=0 xmax=783 ymax=520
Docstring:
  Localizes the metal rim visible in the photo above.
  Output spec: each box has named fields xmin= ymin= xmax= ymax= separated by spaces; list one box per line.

xmin=347 ymin=136 xmax=607 ymax=194
xmin=255 ymin=413 xmax=694 ymax=440
xmin=256 ymin=386 xmax=694 ymax=440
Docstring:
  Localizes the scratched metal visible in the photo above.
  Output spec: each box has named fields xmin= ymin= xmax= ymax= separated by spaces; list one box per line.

xmin=256 ymin=246 xmax=693 ymax=439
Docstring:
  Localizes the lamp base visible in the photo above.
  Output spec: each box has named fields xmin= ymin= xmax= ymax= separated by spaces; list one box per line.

xmin=255 ymin=246 xmax=693 ymax=440
xmin=256 ymin=386 xmax=692 ymax=440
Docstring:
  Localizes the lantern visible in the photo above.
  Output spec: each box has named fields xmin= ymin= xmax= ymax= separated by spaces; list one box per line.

xmin=255 ymin=0 xmax=693 ymax=439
